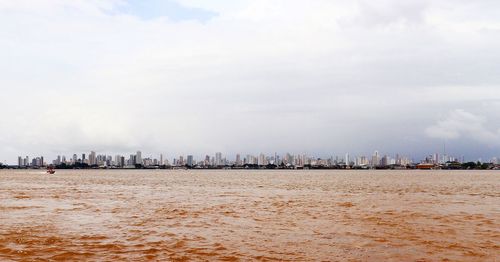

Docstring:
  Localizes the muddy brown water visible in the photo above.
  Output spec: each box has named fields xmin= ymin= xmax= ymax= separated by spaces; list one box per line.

xmin=0 ymin=170 xmax=499 ymax=261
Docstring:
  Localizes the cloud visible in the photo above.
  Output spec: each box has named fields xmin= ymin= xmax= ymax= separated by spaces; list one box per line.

xmin=1 ymin=1 xmax=500 ymax=162
xmin=426 ymin=109 xmax=500 ymax=145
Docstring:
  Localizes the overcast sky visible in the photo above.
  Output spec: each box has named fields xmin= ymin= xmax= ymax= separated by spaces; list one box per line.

xmin=1 ymin=0 xmax=499 ymax=163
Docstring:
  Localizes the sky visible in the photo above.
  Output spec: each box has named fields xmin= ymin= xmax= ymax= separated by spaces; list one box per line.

xmin=1 ymin=0 xmax=499 ymax=164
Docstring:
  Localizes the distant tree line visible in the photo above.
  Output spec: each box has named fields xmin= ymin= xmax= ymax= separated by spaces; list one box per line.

xmin=460 ymin=162 xmax=492 ymax=170
xmin=55 ymin=162 xmax=91 ymax=169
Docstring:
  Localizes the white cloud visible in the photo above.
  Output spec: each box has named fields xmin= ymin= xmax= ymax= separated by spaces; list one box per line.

xmin=1 ymin=0 xmax=500 ymax=162
xmin=426 ymin=109 xmax=500 ymax=145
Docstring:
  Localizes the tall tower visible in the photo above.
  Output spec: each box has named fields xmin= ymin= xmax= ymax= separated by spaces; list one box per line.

xmin=215 ymin=152 xmax=222 ymax=166
xmin=187 ymin=155 xmax=194 ymax=167
xmin=372 ymin=151 xmax=380 ymax=167
xmin=235 ymin=154 xmax=241 ymax=166
xmin=89 ymin=151 xmax=96 ymax=165
xmin=136 ymin=151 xmax=142 ymax=165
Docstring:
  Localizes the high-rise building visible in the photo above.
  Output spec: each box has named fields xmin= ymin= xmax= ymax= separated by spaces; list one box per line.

xmin=143 ymin=158 xmax=152 ymax=166
xmin=371 ymin=151 xmax=380 ymax=167
xmin=114 ymin=155 xmax=121 ymax=167
xmin=215 ymin=152 xmax=222 ymax=166
xmin=357 ymin=156 xmax=368 ymax=166
xmin=89 ymin=151 xmax=96 ymax=166
xmin=18 ymin=156 xmax=23 ymax=167
xmin=136 ymin=151 xmax=142 ymax=165
xmin=187 ymin=155 xmax=194 ymax=167
xmin=381 ymin=155 xmax=388 ymax=167
xmin=258 ymin=153 xmax=266 ymax=166
xmin=37 ymin=157 xmax=42 ymax=166
xmin=129 ymin=154 xmax=136 ymax=166
xmin=235 ymin=154 xmax=241 ymax=166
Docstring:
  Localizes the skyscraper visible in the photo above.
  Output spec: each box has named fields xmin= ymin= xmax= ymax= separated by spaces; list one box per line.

xmin=187 ymin=155 xmax=194 ymax=167
xmin=89 ymin=151 xmax=96 ymax=166
xmin=136 ymin=151 xmax=142 ymax=165
xmin=129 ymin=154 xmax=136 ymax=166
xmin=215 ymin=152 xmax=222 ymax=166
xmin=381 ymin=155 xmax=388 ymax=167
xmin=372 ymin=151 xmax=380 ymax=167
xmin=235 ymin=154 xmax=241 ymax=166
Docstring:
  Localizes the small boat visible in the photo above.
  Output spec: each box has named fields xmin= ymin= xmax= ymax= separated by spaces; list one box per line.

xmin=46 ymin=166 xmax=56 ymax=174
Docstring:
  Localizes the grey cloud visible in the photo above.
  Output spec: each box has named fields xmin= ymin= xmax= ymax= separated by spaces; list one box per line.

xmin=426 ymin=109 xmax=500 ymax=145
xmin=1 ymin=1 xmax=500 ymax=163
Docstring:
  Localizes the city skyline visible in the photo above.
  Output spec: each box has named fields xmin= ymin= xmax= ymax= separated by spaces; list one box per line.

xmin=6 ymin=149 xmax=500 ymax=168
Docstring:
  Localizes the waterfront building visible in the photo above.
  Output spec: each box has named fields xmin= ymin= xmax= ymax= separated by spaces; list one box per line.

xmin=186 ymin=155 xmax=194 ymax=167
xmin=381 ymin=155 xmax=388 ymax=167
xmin=129 ymin=154 xmax=136 ymax=166
xmin=136 ymin=151 xmax=142 ymax=165
xmin=89 ymin=151 xmax=96 ymax=166
xmin=235 ymin=154 xmax=242 ymax=166
xmin=258 ymin=153 xmax=266 ymax=166
xmin=371 ymin=151 xmax=380 ymax=167
xmin=215 ymin=152 xmax=222 ymax=166
xmin=143 ymin=158 xmax=153 ymax=167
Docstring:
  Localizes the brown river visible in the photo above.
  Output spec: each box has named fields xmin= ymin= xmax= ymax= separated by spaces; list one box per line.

xmin=0 ymin=170 xmax=499 ymax=261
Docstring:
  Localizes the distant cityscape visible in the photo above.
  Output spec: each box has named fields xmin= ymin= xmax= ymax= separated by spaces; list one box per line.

xmin=1 ymin=151 xmax=499 ymax=170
